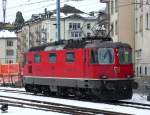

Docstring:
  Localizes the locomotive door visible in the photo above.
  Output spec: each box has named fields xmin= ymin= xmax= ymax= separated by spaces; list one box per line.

xmin=49 ymin=52 xmax=57 ymax=77
xmin=83 ymin=49 xmax=90 ymax=77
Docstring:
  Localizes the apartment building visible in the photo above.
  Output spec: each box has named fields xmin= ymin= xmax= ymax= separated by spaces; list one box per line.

xmin=17 ymin=5 xmax=99 ymax=51
xmin=0 ymin=30 xmax=17 ymax=64
xmin=135 ymin=0 xmax=150 ymax=76
xmin=101 ymin=0 xmax=150 ymax=76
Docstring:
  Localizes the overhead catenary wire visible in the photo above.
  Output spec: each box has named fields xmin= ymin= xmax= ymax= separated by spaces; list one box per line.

xmin=2 ymin=0 xmax=150 ymax=22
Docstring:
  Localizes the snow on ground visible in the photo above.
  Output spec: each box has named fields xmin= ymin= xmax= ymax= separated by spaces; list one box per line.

xmin=0 ymin=87 xmax=150 ymax=115
xmin=2 ymin=107 xmax=66 ymax=115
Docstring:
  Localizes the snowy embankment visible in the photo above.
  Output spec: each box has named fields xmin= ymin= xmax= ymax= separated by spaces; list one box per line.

xmin=0 ymin=87 xmax=150 ymax=115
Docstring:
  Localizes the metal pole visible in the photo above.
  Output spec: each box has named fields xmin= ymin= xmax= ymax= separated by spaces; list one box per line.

xmin=2 ymin=0 xmax=7 ymax=23
xmin=56 ymin=0 xmax=61 ymax=41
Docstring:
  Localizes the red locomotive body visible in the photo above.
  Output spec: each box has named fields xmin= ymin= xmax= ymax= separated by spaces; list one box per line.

xmin=23 ymin=37 xmax=137 ymax=100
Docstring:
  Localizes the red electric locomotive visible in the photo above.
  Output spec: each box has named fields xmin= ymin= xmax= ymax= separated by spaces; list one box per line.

xmin=22 ymin=37 xmax=137 ymax=100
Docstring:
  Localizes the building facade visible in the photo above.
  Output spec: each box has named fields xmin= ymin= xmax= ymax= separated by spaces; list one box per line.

xmin=0 ymin=30 xmax=17 ymax=64
xmin=135 ymin=0 xmax=150 ymax=76
xmin=17 ymin=5 xmax=100 ymax=52
xmin=103 ymin=0 xmax=150 ymax=76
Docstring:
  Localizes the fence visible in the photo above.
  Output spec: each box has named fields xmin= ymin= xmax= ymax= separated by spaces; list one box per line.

xmin=0 ymin=63 xmax=22 ymax=86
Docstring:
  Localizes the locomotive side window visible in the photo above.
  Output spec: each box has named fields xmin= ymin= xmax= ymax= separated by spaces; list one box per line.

xmin=66 ymin=52 xmax=75 ymax=62
xmin=34 ymin=54 xmax=41 ymax=63
xmin=91 ymin=49 xmax=98 ymax=64
xmin=119 ymin=48 xmax=132 ymax=64
xmin=49 ymin=53 xmax=57 ymax=62
xmin=98 ymin=48 xmax=114 ymax=64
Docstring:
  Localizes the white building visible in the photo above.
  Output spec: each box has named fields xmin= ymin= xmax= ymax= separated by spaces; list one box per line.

xmin=17 ymin=5 xmax=99 ymax=51
xmin=44 ymin=13 xmax=97 ymax=42
xmin=135 ymin=0 xmax=150 ymax=76
xmin=0 ymin=30 xmax=17 ymax=64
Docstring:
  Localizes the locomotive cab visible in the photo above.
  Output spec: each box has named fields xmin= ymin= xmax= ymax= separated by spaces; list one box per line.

xmin=88 ymin=42 xmax=137 ymax=100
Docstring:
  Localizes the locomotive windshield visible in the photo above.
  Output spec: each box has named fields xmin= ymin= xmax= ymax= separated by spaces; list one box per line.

xmin=91 ymin=48 xmax=114 ymax=64
xmin=119 ymin=48 xmax=132 ymax=64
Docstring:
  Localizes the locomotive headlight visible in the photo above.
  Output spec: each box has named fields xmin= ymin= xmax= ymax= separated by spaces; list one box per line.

xmin=105 ymin=82 xmax=115 ymax=90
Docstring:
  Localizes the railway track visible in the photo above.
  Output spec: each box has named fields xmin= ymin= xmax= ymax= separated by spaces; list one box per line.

xmin=0 ymin=95 xmax=130 ymax=115
xmin=0 ymin=88 xmax=150 ymax=112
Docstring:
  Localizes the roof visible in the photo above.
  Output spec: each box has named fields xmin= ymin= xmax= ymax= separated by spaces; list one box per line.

xmin=0 ymin=30 xmax=16 ymax=38
xmin=60 ymin=4 xmax=84 ymax=14
xmin=53 ymin=4 xmax=84 ymax=14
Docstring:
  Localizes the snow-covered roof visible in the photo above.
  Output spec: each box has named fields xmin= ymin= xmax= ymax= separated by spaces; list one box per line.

xmin=0 ymin=30 xmax=16 ymax=38
xmin=51 ymin=13 xmax=97 ymax=20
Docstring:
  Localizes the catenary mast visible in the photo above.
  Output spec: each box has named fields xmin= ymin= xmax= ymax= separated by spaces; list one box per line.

xmin=2 ymin=0 xmax=7 ymax=23
xmin=56 ymin=0 xmax=61 ymax=41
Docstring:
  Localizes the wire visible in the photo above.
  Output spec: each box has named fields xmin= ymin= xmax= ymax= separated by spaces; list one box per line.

xmin=6 ymin=0 xmax=101 ymax=18
xmin=7 ymin=0 xmax=55 ymax=10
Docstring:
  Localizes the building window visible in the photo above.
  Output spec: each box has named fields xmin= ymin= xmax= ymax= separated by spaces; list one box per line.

xmin=70 ymin=32 xmax=81 ymax=38
xmin=139 ymin=15 xmax=143 ymax=36
xmin=7 ymin=40 xmax=13 ymax=46
xmin=111 ymin=0 xmax=114 ymax=14
xmin=136 ymin=49 xmax=142 ymax=59
xmin=69 ymin=23 xmax=72 ymax=29
xmin=115 ymin=20 xmax=118 ymax=35
xmin=66 ymin=52 xmax=75 ymax=62
xmin=87 ymin=32 xmax=91 ymax=37
xmin=136 ymin=18 xmax=138 ymax=33
xmin=145 ymin=66 xmax=147 ymax=75
xmin=140 ymin=66 xmax=142 ymax=75
xmin=111 ymin=23 xmax=114 ymax=36
xmin=147 ymin=0 xmax=150 ymax=3
xmin=115 ymin=0 xmax=118 ymax=12
xmin=139 ymin=0 xmax=143 ymax=8
xmin=146 ymin=13 xmax=150 ymax=30
xmin=34 ymin=54 xmax=41 ymax=63
xmin=6 ymin=60 xmax=13 ymax=64
xmin=6 ymin=49 xmax=14 ymax=56
xmin=69 ymin=23 xmax=81 ymax=30
xmin=87 ymin=23 xmax=91 ymax=29
xmin=49 ymin=53 xmax=56 ymax=62
xmin=135 ymin=0 xmax=138 ymax=10
xmin=137 ymin=67 xmax=139 ymax=76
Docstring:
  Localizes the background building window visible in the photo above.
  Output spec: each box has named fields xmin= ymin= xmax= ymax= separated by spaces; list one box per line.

xmin=87 ymin=32 xmax=91 ymax=37
xmin=136 ymin=18 xmax=138 ymax=33
xmin=146 ymin=13 xmax=150 ymax=30
xmin=115 ymin=20 xmax=118 ymax=35
xmin=6 ymin=49 xmax=14 ymax=56
xmin=87 ymin=23 xmax=91 ymax=29
xmin=115 ymin=0 xmax=118 ymax=12
xmin=111 ymin=0 xmax=114 ymax=14
xmin=7 ymin=40 xmax=13 ymax=46
xmin=70 ymin=32 xmax=81 ymax=38
xmin=69 ymin=23 xmax=81 ymax=30
xmin=6 ymin=60 xmax=13 ymax=64
xmin=145 ymin=66 xmax=147 ymax=75
xmin=139 ymin=15 xmax=143 ymax=36
xmin=111 ymin=23 xmax=114 ymax=36
xmin=140 ymin=66 xmax=142 ymax=75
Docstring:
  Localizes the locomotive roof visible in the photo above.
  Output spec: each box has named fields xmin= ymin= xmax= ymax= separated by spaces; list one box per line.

xmin=86 ymin=42 xmax=131 ymax=48
xmin=29 ymin=36 xmax=131 ymax=52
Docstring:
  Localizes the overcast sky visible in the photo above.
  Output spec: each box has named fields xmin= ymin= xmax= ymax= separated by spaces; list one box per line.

xmin=0 ymin=0 xmax=106 ymax=23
